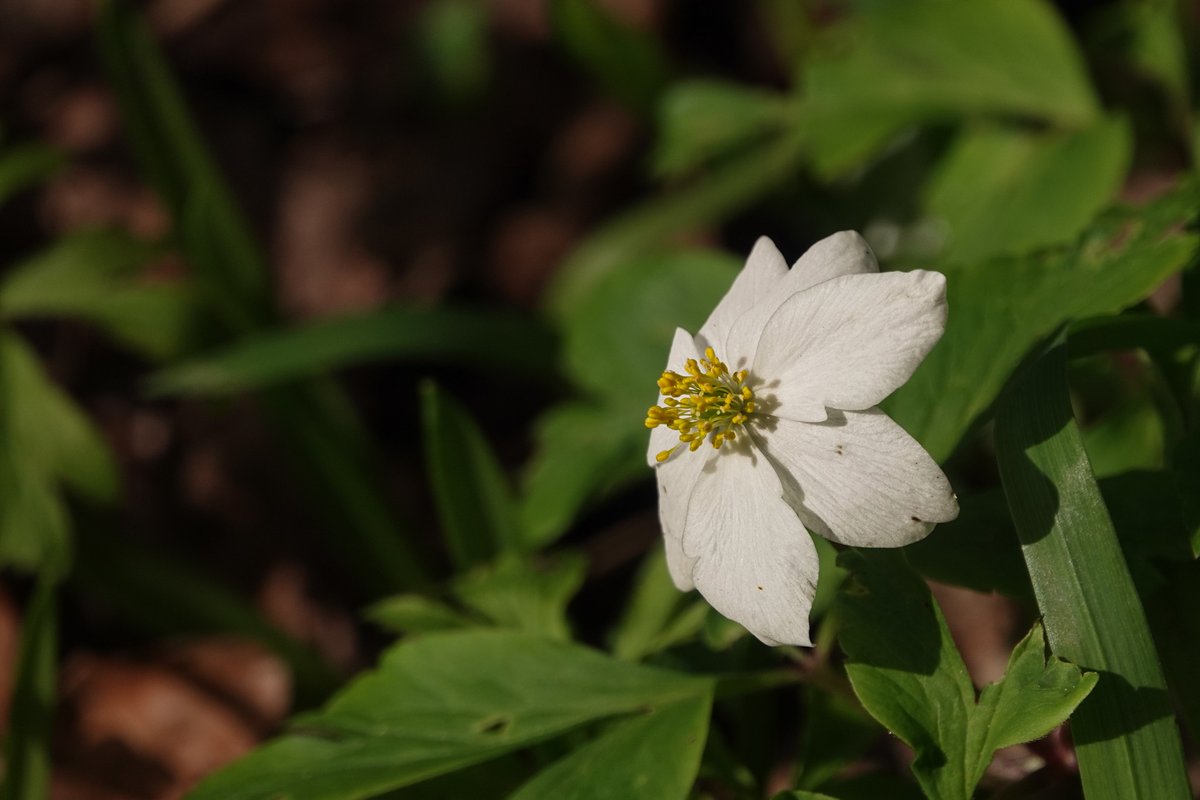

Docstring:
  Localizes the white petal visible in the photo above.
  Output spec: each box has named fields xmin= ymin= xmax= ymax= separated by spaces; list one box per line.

xmin=722 ymin=231 xmax=878 ymax=371
xmin=646 ymin=327 xmax=703 ymax=467
xmin=752 ymin=408 xmax=958 ymax=548
xmin=655 ymin=448 xmax=708 ymax=591
xmin=697 ymin=237 xmax=787 ymax=357
xmin=751 ymin=270 xmax=946 ymax=419
xmin=681 ymin=443 xmax=818 ymax=646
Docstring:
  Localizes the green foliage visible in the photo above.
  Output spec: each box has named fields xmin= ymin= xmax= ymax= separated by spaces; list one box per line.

xmin=0 ymin=334 xmax=117 ymax=574
xmin=415 ymin=0 xmax=490 ymax=105
xmin=549 ymin=0 xmax=669 ymax=113
xmin=0 ymin=578 xmax=57 ymax=800
xmin=886 ymin=179 xmax=1200 ymax=462
xmin=653 ymin=81 xmax=795 ymax=178
xmin=420 ymin=381 xmax=522 ymax=567
xmin=149 ymin=306 xmax=554 ymax=396
xmin=837 ymin=550 xmax=1096 ymax=800
xmin=453 ymin=554 xmax=586 ymax=641
xmin=0 ymin=230 xmax=194 ymax=360
xmin=799 ymin=0 xmax=1098 ymax=176
xmin=995 ymin=336 xmax=1191 ymax=799
xmin=0 ymin=142 xmax=63 ymax=205
xmin=925 ymin=117 xmax=1132 ymax=264
xmin=189 ymin=631 xmax=714 ymax=799
xmin=509 ymin=694 xmax=712 ymax=800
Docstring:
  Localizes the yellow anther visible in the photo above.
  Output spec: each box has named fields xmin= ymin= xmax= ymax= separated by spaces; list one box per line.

xmin=647 ymin=347 xmax=757 ymax=460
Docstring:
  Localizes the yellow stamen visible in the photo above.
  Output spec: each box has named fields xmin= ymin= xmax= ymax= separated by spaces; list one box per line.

xmin=646 ymin=347 xmax=757 ymax=461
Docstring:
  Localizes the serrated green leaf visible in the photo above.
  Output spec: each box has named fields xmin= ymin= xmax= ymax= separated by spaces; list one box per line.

xmin=837 ymin=550 xmax=1096 ymax=800
xmin=420 ymin=381 xmax=521 ymax=568
xmin=149 ymin=306 xmax=554 ymax=397
xmin=925 ymin=117 xmax=1131 ymax=264
xmin=886 ymin=179 xmax=1200 ymax=462
xmin=453 ymin=554 xmax=587 ymax=641
xmin=995 ymin=335 xmax=1190 ymax=800
xmin=510 ymin=693 xmax=712 ymax=800
xmin=189 ymin=630 xmax=713 ymax=800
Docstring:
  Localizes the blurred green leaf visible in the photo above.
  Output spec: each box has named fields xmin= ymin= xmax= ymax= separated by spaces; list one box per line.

xmin=149 ymin=306 xmax=554 ymax=396
xmin=0 ymin=578 xmax=56 ymax=800
xmin=1145 ymin=560 xmax=1200 ymax=742
xmin=73 ymin=524 xmax=339 ymax=705
xmin=97 ymin=0 xmax=267 ymax=326
xmin=549 ymin=0 xmax=669 ymax=112
xmin=794 ymin=687 xmax=880 ymax=792
xmin=510 ymin=693 xmax=712 ymax=800
xmin=546 ymin=132 xmax=806 ymax=318
xmin=774 ymin=792 xmax=840 ymax=800
xmin=925 ymin=117 xmax=1132 ymax=264
xmin=0 ymin=230 xmax=195 ymax=360
xmin=800 ymin=0 xmax=1099 ymax=176
xmin=1091 ymin=0 xmax=1191 ymax=127
xmin=0 ymin=143 xmax=63 ymax=205
xmin=416 ymin=0 xmax=490 ymax=105
xmin=837 ymin=551 xmax=1096 ymax=800
xmin=365 ymin=594 xmax=477 ymax=635
xmin=653 ymin=81 xmax=794 ymax=178
xmin=190 ymin=630 xmax=713 ymax=800
xmin=564 ymin=250 xmax=738 ymax=410
xmin=452 ymin=554 xmax=587 ymax=641
xmin=886 ymin=179 xmax=1200 ymax=462
xmin=0 ymin=333 xmax=118 ymax=574
xmin=519 ymin=402 xmax=644 ymax=549
xmin=610 ymin=547 xmax=697 ymax=661
xmin=420 ymin=381 xmax=521 ymax=568
xmin=995 ymin=336 xmax=1190 ymax=800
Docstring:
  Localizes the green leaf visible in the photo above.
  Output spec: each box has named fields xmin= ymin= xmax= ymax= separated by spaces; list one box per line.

xmin=549 ymin=0 xmax=669 ymax=113
xmin=519 ymin=402 xmax=644 ymax=549
xmin=189 ymin=630 xmax=713 ymax=800
xmin=415 ymin=0 xmax=490 ymax=105
xmin=510 ymin=693 xmax=712 ymax=800
xmin=925 ymin=117 xmax=1131 ymax=264
xmin=452 ymin=554 xmax=587 ymax=641
xmin=0 ymin=143 xmax=64 ymax=205
xmin=837 ymin=550 xmax=1096 ymax=800
xmin=420 ymin=381 xmax=521 ymax=568
xmin=799 ymin=0 xmax=1099 ymax=176
xmin=0 ymin=230 xmax=195 ymax=360
xmin=365 ymin=594 xmax=477 ymax=635
xmin=995 ymin=335 xmax=1190 ymax=800
xmin=149 ymin=305 xmax=555 ymax=397
xmin=653 ymin=81 xmax=794 ymax=178
xmin=609 ymin=546 xmax=697 ymax=661
xmin=96 ymin=0 xmax=267 ymax=325
xmin=794 ymin=686 xmax=881 ymax=792
xmin=545 ymin=132 xmax=806 ymax=318
xmin=886 ymin=178 xmax=1200 ymax=462
xmin=0 ymin=577 xmax=57 ymax=800
xmin=564 ymin=250 xmax=739 ymax=410
xmin=774 ymin=792 xmax=841 ymax=800
xmin=0 ymin=333 xmax=118 ymax=574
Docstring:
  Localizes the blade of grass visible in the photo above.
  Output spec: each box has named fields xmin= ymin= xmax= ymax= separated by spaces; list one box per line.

xmin=96 ymin=0 xmax=430 ymax=590
xmin=995 ymin=333 xmax=1190 ymax=800
xmin=0 ymin=576 xmax=56 ymax=800
xmin=148 ymin=306 xmax=555 ymax=397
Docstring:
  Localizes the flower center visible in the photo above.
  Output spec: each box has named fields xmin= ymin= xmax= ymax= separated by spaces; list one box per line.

xmin=645 ymin=347 xmax=757 ymax=462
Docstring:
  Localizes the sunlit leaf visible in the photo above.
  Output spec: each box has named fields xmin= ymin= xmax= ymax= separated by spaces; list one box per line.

xmin=511 ymin=693 xmax=712 ymax=800
xmin=190 ymin=630 xmax=713 ymax=800
xmin=995 ymin=335 xmax=1190 ymax=800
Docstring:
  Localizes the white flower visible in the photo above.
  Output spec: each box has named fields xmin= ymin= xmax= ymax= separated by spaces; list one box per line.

xmin=645 ymin=233 xmax=958 ymax=646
